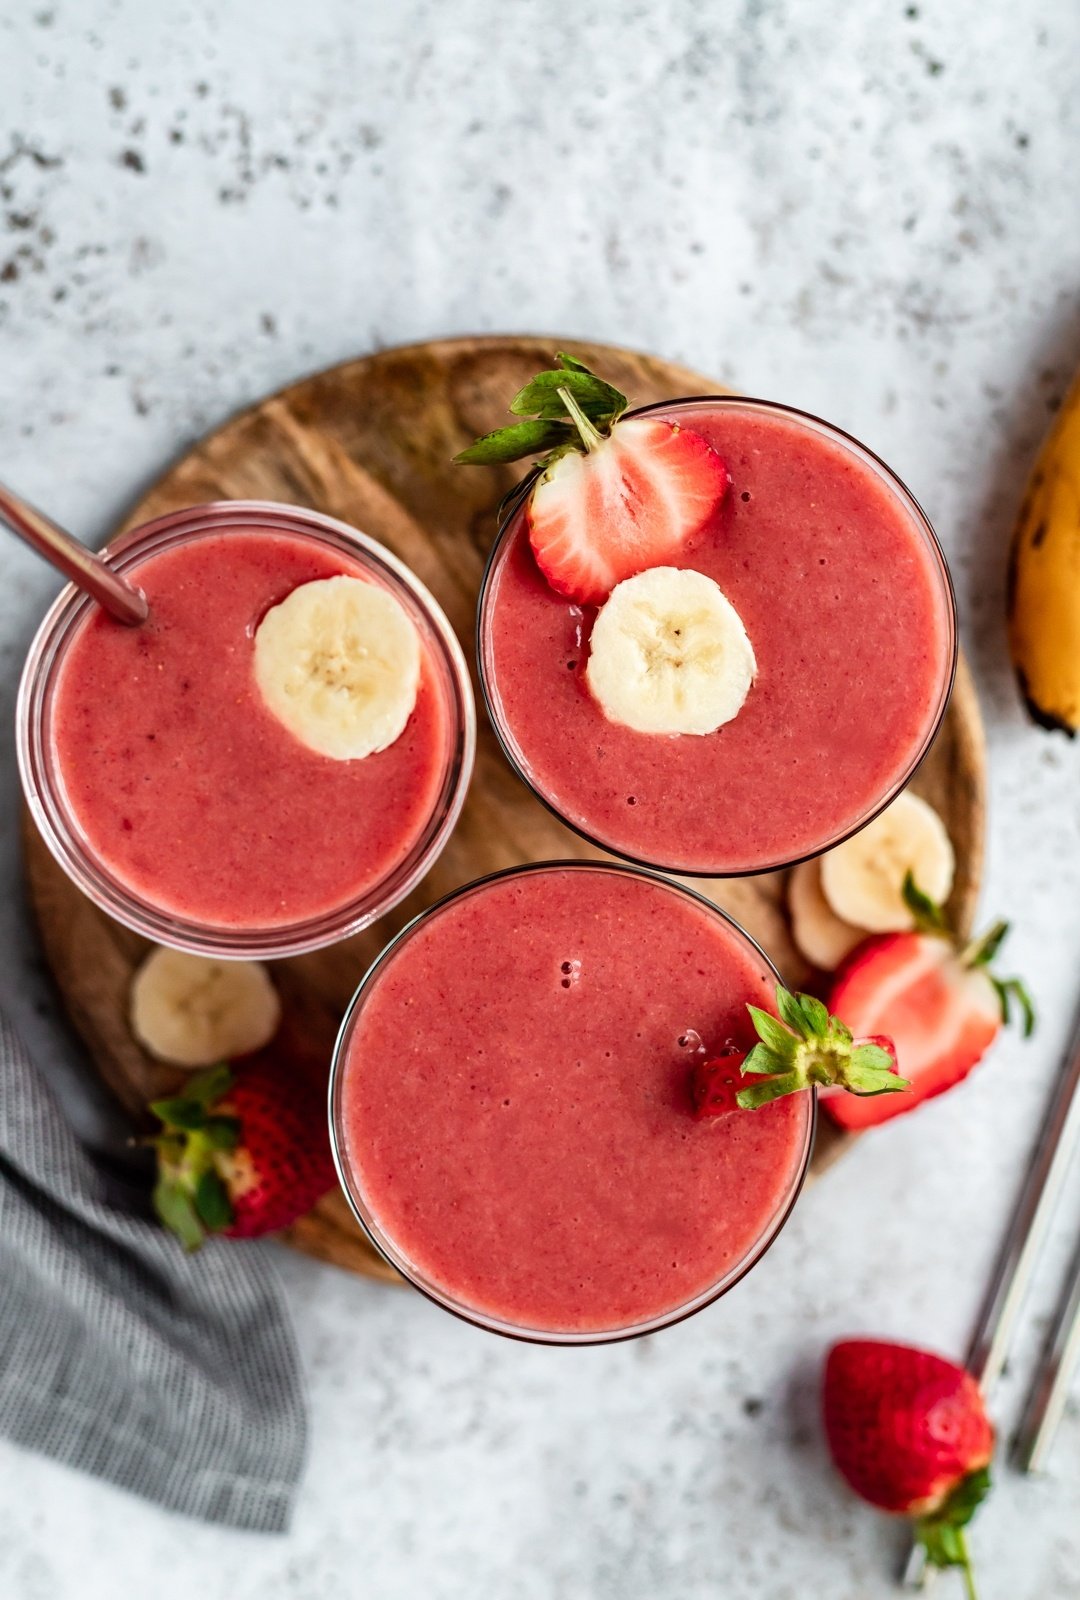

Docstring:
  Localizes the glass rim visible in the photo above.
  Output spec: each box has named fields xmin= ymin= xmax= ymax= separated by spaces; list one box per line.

xmin=476 ymin=393 xmax=959 ymax=880
xmin=16 ymin=499 xmax=477 ymax=958
xmin=328 ymin=857 xmax=817 ymax=1346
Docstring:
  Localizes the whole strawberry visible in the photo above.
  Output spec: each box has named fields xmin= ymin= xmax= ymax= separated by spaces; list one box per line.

xmin=150 ymin=1051 xmax=336 ymax=1249
xmin=824 ymin=1339 xmax=994 ymax=1598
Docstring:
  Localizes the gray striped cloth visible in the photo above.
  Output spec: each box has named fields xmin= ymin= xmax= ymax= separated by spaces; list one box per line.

xmin=0 ymin=1010 xmax=307 ymax=1531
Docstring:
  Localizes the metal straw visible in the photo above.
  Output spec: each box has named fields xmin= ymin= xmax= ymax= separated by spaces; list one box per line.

xmin=0 ymin=478 xmax=147 ymax=625
xmin=1013 ymin=1231 xmax=1080 ymax=1474
xmin=902 ymin=1003 xmax=1080 ymax=1588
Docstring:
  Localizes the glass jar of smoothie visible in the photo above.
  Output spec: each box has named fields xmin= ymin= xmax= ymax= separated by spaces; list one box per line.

xmin=18 ymin=502 xmax=475 ymax=958
xmin=330 ymin=860 xmax=815 ymax=1344
xmin=477 ymin=396 xmax=956 ymax=877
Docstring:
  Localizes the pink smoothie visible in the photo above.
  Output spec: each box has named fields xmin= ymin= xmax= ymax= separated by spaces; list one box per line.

xmin=337 ymin=865 xmax=811 ymax=1336
xmin=481 ymin=399 xmax=954 ymax=874
xmin=49 ymin=527 xmax=453 ymax=930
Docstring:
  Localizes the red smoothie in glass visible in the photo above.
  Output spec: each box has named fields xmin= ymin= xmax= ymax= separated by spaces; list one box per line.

xmin=479 ymin=398 xmax=955 ymax=875
xmin=334 ymin=864 xmax=812 ymax=1340
xmin=47 ymin=525 xmax=455 ymax=933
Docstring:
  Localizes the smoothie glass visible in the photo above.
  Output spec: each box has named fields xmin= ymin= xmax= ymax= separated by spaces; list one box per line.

xmin=477 ymin=395 xmax=957 ymax=878
xmin=329 ymin=860 xmax=816 ymax=1345
xmin=18 ymin=502 xmax=475 ymax=958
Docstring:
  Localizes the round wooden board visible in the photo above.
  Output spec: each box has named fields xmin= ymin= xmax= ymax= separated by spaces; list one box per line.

xmin=23 ymin=336 xmax=986 ymax=1282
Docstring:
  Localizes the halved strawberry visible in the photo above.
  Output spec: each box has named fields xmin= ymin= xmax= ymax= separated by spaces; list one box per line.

xmin=454 ymin=352 xmax=729 ymax=605
xmin=526 ymin=415 xmax=729 ymax=605
xmin=823 ymin=880 xmax=1033 ymax=1131
xmin=150 ymin=1048 xmax=336 ymax=1249
xmin=824 ymin=1339 xmax=994 ymax=1596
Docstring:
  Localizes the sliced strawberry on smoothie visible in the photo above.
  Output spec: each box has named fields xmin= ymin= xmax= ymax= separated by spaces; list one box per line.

xmin=824 ymin=1339 xmax=994 ymax=1599
xmin=526 ymin=414 xmax=729 ymax=604
xmin=455 ymin=352 xmax=729 ymax=605
xmin=823 ymin=876 xmax=1034 ymax=1131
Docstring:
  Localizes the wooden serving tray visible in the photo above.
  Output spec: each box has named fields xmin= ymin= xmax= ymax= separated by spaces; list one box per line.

xmin=22 ymin=336 xmax=986 ymax=1282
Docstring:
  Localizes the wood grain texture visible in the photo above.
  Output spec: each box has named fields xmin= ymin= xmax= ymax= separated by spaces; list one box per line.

xmin=22 ymin=335 xmax=987 ymax=1275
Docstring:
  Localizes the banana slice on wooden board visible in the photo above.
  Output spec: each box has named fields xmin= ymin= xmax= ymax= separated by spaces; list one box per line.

xmin=819 ymin=792 xmax=955 ymax=934
xmin=130 ymin=948 xmax=281 ymax=1067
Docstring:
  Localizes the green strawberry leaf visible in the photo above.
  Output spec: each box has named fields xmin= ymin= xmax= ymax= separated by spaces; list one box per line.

xmin=454 ymin=418 xmax=573 ymax=466
xmin=747 ymin=1005 xmax=800 ymax=1061
xmin=193 ymin=1168 xmax=234 ymax=1232
xmin=200 ymin=1115 xmax=242 ymax=1151
xmin=555 ymin=351 xmax=595 ymax=373
xmin=736 ymin=1069 xmax=805 ymax=1109
xmin=153 ymin=1177 xmax=205 ymax=1252
xmin=902 ymin=872 xmax=950 ymax=934
xmin=999 ymin=977 xmax=1036 ymax=1037
xmin=509 ymin=368 xmax=627 ymax=422
xmin=967 ymin=919 xmax=1010 ymax=968
xmin=849 ymin=1042 xmax=896 ymax=1073
xmin=741 ymin=1041 xmax=784 ymax=1076
xmin=147 ymin=1096 xmax=208 ymax=1132
xmin=916 ymin=1467 xmax=991 ymax=1599
xmin=775 ymin=987 xmax=807 ymax=1034
xmin=796 ymin=992 xmax=830 ymax=1038
xmin=184 ymin=1065 xmax=235 ymax=1106
xmin=454 ymin=353 xmax=630 ymax=472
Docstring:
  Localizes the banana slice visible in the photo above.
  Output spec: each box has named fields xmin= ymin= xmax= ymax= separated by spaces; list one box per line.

xmin=253 ymin=575 xmax=420 ymax=760
xmin=819 ymin=791 xmax=955 ymax=934
xmin=585 ymin=566 xmax=756 ymax=735
xmin=788 ymin=859 xmax=867 ymax=971
xmin=130 ymin=948 xmax=281 ymax=1068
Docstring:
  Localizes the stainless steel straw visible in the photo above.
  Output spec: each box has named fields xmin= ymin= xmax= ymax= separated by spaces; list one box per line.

xmin=902 ymin=1004 xmax=1080 ymax=1588
xmin=1013 ymin=1231 xmax=1080 ymax=1474
xmin=0 ymin=478 xmax=147 ymax=625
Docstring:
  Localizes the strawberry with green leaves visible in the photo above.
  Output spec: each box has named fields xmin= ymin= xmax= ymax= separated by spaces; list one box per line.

xmin=150 ymin=1050 xmax=336 ymax=1249
xmin=457 ymin=352 xmax=729 ymax=605
xmin=691 ymin=985 xmax=905 ymax=1117
xmin=824 ymin=1339 xmax=994 ymax=1600
xmin=823 ymin=875 xmax=1034 ymax=1131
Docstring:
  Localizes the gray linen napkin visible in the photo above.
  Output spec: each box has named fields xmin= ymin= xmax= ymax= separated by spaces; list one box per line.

xmin=0 ymin=1009 xmax=307 ymax=1531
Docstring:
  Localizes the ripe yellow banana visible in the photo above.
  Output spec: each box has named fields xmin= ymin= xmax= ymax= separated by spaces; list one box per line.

xmin=1007 ymin=367 xmax=1080 ymax=734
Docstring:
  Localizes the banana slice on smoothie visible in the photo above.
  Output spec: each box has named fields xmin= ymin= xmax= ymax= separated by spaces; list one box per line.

xmin=254 ymin=575 xmax=420 ymax=760
xmin=788 ymin=858 xmax=867 ymax=971
xmin=130 ymin=948 xmax=281 ymax=1068
xmin=585 ymin=567 xmax=756 ymax=735
xmin=819 ymin=791 xmax=955 ymax=934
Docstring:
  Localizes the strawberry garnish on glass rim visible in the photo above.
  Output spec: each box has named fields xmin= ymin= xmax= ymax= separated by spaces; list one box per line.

xmin=691 ymin=985 xmax=906 ymax=1116
xmin=823 ymin=874 xmax=1034 ymax=1131
xmin=824 ymin=1340 xmax=995 ymax=1600
xmin=455 ymin=352 xmax=730 ymax=606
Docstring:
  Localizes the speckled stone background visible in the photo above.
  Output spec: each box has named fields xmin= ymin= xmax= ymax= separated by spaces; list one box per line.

xmin=2 ymin=3 xmax=1080 ymax=1596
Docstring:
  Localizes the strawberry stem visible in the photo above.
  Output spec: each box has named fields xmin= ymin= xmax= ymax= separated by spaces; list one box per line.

xmin=915 ymin=1466 xmax=990 ymax=1597
xmin=956 ymin=1533 xmax=979 ymax=1600
xmin=558 ymin=386 xmax=605 ymax=453
xmin=904 ymin=875 xmax=1036 ymax=1038
xmin=733 ymin=986 xmax=908 ymax=1109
